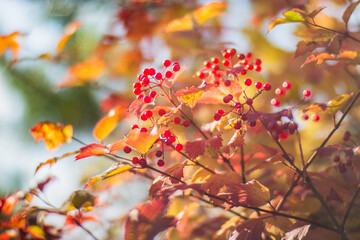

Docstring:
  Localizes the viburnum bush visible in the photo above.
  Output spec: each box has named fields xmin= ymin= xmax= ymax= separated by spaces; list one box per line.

xmin=2 ymin=1 xmax=360 ymax=239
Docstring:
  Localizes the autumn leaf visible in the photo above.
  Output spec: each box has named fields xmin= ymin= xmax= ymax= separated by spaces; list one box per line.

xmin=84 ymin=163 xmax=133 ymax=188
xmin=30 ymin=121 xmax=73 ymax=151
xmin=229 ymin=219 xmax=264 ymax=240
xmin=0 ymin=230 xmax=17 ymax=240
xmin=0 ymin=32 xmax=23 ymax=62
xmin=222 ymin=131 xmax=245 ymax=153
xmin=302 ymin=51 xmax=358 ymax=66
xmin=93 ymin=105 xmax=128 ymax=142
xmin=268 ymin=9 xmax=306 ymax=32
xmin=75 ymin=143 xmax=109 ymax=160
xmin=198 ymin=79 xmax=242 ymax=104
xmin=124 ymin=128 xmax=162 ymax=155
xmin=58 ymin=56 xmax=106 ymax=88
xmin=342 ymin=1 xmax=360 ymax=27
xmin=282 ymin=221 xmax=311 ymax=240
xmin=35 ymin=151 xmax=78 ymax=173
xmin=62 ymin=190 xmax=97 ymax=212
xmin=190 ymin=168 xmax=213 ymax=183
xmin=56 ymin=21 xmax=82 ymax=54
xmin=303 ymin=94 xmax=351 ymax=115
xmin=165 ymin=162 xmax=187 ymax=184
xmin=175 ymin=86 xmax=204 ymax=109
xmin=185 ymin=139 xmax=207 ymax=159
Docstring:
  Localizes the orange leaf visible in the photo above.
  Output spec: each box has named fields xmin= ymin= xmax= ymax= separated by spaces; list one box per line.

xmin=30 ymin=121 xmax=73 ymax=151
xmin=108 ymin=138 xmax=127 ymax=153
xmin=35 ymin=151 xmax=78 ymax=173
xmin=76 ymin=143 xmax=109 ymax=160
xmin=0 ymin=32 xmax=23 ymax=62
xmin=125 ymin=128 xmax=162 ymax=155
xmin=302 ymin=51 xmax=358 ymax=66
xmin=0 ymin=230 xmax=17 ymax=240
xmin=84 ymin=163 xmax=133 ymax=188
xmin=93 ymin=106 xmax=128 ymax=141
xmin=193 ymin=2 xmax=227 ymax=25
xmin=175 ymin=86 xmax=204 ymax=108
xmin=56 ymin=21 xmax=82 ymax=54
xmin=58 ymin=56 xmax=106 ymax=88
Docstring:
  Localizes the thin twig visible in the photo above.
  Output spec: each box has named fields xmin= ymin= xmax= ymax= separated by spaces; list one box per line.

xmin=341 ymin=184 xmax=360 ymax=228
xmin=240 ymin=145 xmax=246 ymax=183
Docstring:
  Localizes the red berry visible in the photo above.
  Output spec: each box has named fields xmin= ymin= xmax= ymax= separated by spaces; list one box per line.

xmin=165 ymin=71 xmax=173 ymax=78
xmin=133 ymin=82 xmax=141 ymax=88
xmin=140 ymin=127 xmax=147 ymax=132
xmin=156 ymin=150 xmax=163 ymax=157
xmin=224 ymin=80 xmax=231 ymax=86
xmin=223 ymin=94 xmax=233 ymax=103
xmin=141 ymin=77 xmax=150 ymax=87
xmin=204 ymin=61 xmax=212 ymax=68
xmin=172 ymin=64 xmax=180 ymax=72
xmin=254 ymin=65 xmax=261 ymax=72
xmin=211 ymin=57 xmax=219 ymax=64
xmin=182 ymin=120 xmax=190 ymax=127
xmin=222 ymin=59 xmax=230 ymax=67
xmin=149 ymin=68 xmax=156 ymax=75
xmin=158 ymin=109 xmax=166 ymax=116
xmin=282 ymin=81 xmax=292 ymax=89
xmin=288 ymin=122 xmax=298 ymax=134
xmin=163 ymin=59 xmax=171 ymax=67
xmin=246 ymin=98 xmax=253 ymax=105
xmin=263 ymin=83 xmax=271 ymax=91
xmin=140 ymin=114 xmax=147 ymax=121
xmin=234 ymin=102 xmax=242 ymax=109
xmin=238 ymin=53 xmax=245 ymax=60
xmin=241 ymin=59 xmax=248 ymax=66
xmin=157 ymin=159 xmax=165 ymax=167
xmin=145 ymin=110 xmax=153 ymax=118
xmin=164 ymin=138 xmax=172 ymax=146
xmin=131 ymin=124 xmax=139 ymax=129
xmin=234 ymin=122 xmax=241 ymax=130
xmin=246 ymin=64 xmax=254 ymax=70
xmin=249 ymin=121 xmax=256 ymax=127
xmin=280 ymin=131 xmax=288 ymax=139
xmin=133 ymin=87 xmax=142 ymax=95
xmin=132 ymin=157 xmax=139 ymax=164
xmin=212 ymin=64 xmax=219 ymax=71
xmin=149 ymin=90 xmax=157 ymax=98
xmin=138 ymin=158 xmax=147 ymax=166
xmin=311 ymin=113 xmax=320 ymax=122
xmin=275 ymin=88 xmax=285 ymax=96
xmin=124 ymin=146 xmax=132 ymax=154
xmin=155 ymin=72 xmax=162 ymax=80
xmin=240 ymin=69 xmax=247 ymax=75
xmin=137 ymin=94 xmax=144 ymax=100
xmin=343 ymin=131 xmax=351 ymax=141
xmin=214 ymin=113 xmax=221 ymax=121
xmin=228 ymin=48 xmax=236 ymax=56
xmin=241 ymin=115 xmax=247 ymax=121
xmin=217 ymin=109 xmax=224 ymax=116
xmin=254 ymin=58 xmax=262 ymax=65
xmin=173 ymin=117 xmax=181 ymax=124
xmin=175 ymin=143 xmax=183 ymax=151
xmin=303 ymin=89 xmax=311 ymax=98
xmin=271 ymin=98 xmax=280 ymax=107
xmin=143 ymin=95 xmax=152 ymax=103
xmin=169 ymin=135 xmax=176 ymax=143
xmin=196 ymin=71 xmax=205 ymax=79
xmin=222 ymin=51 xmax=230 ymax=58
xmin=333 ymin=156 xmax=340 ymax=163
xmin=254 ymin=81 xmax=262 ymax=89
xmin=163 ymin=130 xmax=171 ymax=138
xmin=246 ymin=52 xmax=252 ymax=59
xmin=244 ymin=78 xmax=252 ymax=86
xmin=302 ymin=114 xmax=309 ymax=121
xmin=143 ymin=68 xmax=150 ymax=75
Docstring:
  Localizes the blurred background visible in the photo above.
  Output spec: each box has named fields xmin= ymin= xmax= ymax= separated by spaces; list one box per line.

xmin=0 ymin=0 xmax=359 ymax=238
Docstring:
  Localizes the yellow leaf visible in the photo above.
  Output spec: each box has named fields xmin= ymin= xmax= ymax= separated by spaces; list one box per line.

xmin=26 ymin=226 xmax=45 ymax=240
xmin=190 ymin=168 xmax=213 ymax=183
xmin=193 ymin=2 xmax=227 ymax=25
xmin=166 ymin=14 xmax=194 ymax=32
xmin=56 ymin=21 xmax=82 ymax=54
xmin=93 ymin=106 xmax=127 ymax=142
xmin=0 ymin=32 xmax=23 ymax=62
xmin=175 ymin=86 xmax=204 ymax=108
xmin=327 ymin=93 xmax=351 ymax=114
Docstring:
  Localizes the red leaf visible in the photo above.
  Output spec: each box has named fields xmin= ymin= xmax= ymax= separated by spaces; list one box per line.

xmin=75 ymin=143 xmax=109 ymax=160
xmin=229 ymin=219 xmax=264 ymax=240
xmin=151 ymin=183 xmax=202 ymax=199
xmin=165 ymin=161 xmax=187 ymax=184
xmin=207 ymin=134 xmax=223 ymax=151
xmin=185 ymin=139 xmax=207 ymax=159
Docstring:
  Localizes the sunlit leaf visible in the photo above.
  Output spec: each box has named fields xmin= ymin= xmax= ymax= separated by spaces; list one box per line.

xmin=192 ymin=2 xmax=227 ymax=25
xmin=0 ymin=32 xmax=23 ymax=62
xmin=268 ymin=9 xmax=306 ymax=32
xmin=185 ymin=139 xmax=207 ymax=159
xmin=263 ymin=216 xmax=294 ymax=238
xmin=282 ymin=222 xmax=311 ymax=240
xmin=295 ymin=40 xmax=327 ymax=58
xmin=229 ymin=219 xmax=264 ymax=240
xmin=0 ymin=230 xmax=17 ymax=240
xmin=75 ymin=143 xmax=109 ymax=160
xmin=26 ymin=225 xmax=45 ymax=240
xmin=307 ymin=6 xmax=326 ymax=19
xmin=93 ymin=105 xmax=128 ymax=142
xmin=0 ymin=192 xmax=20 ymax=215
xmin=124 ymin=128 xmax=162 ymax=155
xmin=56 ymin=21 xmax=82 ymax=54
xmin=294 ymin=28 xmax=333 ymax=42
xmin=30 ymin=121 xmax=73 ymax=151
xmin=302 ymin=51 xmax=358 ymax=66
xmin=303 ymin=94 xmax=351 ymax=115
xmin=165 ymin=15 xmax=194 ymax=33
xmin=175 ymin=86 xmax=204 ymax=108
xmin=190 ymin=168 xmax=213 ymax=183
xmin=108 ymin=138 xmax=127 ymax=153
xmin=35 ymin=151 xmax=78 ymax=173
xmin=342 ymin=1 xmax=360 ymax=27
xmin=58 ymin=56 xmax=106 ymax=88
xmin=84 ymin=163 xmax=133 ymax=188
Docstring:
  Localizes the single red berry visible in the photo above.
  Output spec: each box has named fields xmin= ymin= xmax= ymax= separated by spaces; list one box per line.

xmin=234 ymin=122 xmax=241 ymax=130
xmin=271 ymin=98 xmax=280 ymax=107
xmin=140 ymin=127 xmax=147 ymax=132
xmin=282 ymin=80 xmax=292 ymax=89
xmin=143 ymin=95 xmax=152 ymax=103
xmin=158 ymin=109 xmax=166 ymax=116
xmin=238 ymin=53 xmax=245 ymax=60
xmin=212 ymin=64 xmax=219 ymax=71
xmin=303 ymin=89 xmax=311 ymax=98
xmin=240 ymin=69 xmax=247 ymax=75
xmin=343 ymin=131 xmax=351 ymax=141
xmin=172 ymin=64 xmax=180 ymax=72
xmin=241 ymin=114 xmax=247 ymax=121
xmin=222 ymin=51 xmax=230 ymax=59
xmin=124 ymin=146 xmax=132 ymax=154
xmin=214 ymin=113 xmax=221 ymax=121
xmin=217 ymin=109 xmax=224 ymax=116
xmin=288 ymin=122 xmax=298 ymax=134
xmin=311 ymin=113 xmax=320 ymax=122
xmin=137 ymin=94 xmax=144 ymax=100
xmin=165 ymin=71 xmax=173 ymax=78
xmin=249 ymin=121 xmax=256 ymax=127
xmin=246 ymin=64 xmax=254 ymax=70
xmin=149 ymin=90 xmax=157 ymax=98
xmin=228 ymin=48 xmax=236 ymax=56
xmin=254 ymin=65 xmax=261 ymax=72
xmin=163 ymin=130 xmax=171 ymax=137
xmin=234 ymin=102 xmax=242 ymax=109
xmin=333 ymin=156 xmax=340 ymax=163
xmin=224 ymin=80 xmax=231 ymax=86
xmin=244 ymin=78 xmax=252 ymax=86
xmin=246 ymin=98 xmax=253 ymax=105
xmin=164 ymin=138 xmax=172 ymax=146
xmin=263 ymin=83 xmax=271 ymax=91
xmin=182 ymin=120 xmax=190 ymax=127
xmin=138 ymin=74 xmax=145 ymax=81
xmin=211 ymin=57 xmax=219 ymax=64
xmin=254 ymin=81 xmax=262 ymax=89
xmin=302 ymin=114 xmax=309 ymax=121
xmin=173 ymin=117 xmax=181 ymax=124
xmin=204 ymin=61 xmax=212 ymax=68
xmin=223 ymin=94 xmax=233 ymax=103
xmin=246 ymin=52 xmax=252 ymax=59
xmin=133 ymin=82 xmax=141 ymax=88
xmin=138 ymin=158 xmax=147 ymax=166
xmin=143 ymin=68 xmax=150 ymax=75
xmin=280 ymin=131 xmax=288 ymax=139
xmin=155 ymin=72 xmax=162 ymax=80
xmin=175 ymin=143 xmax=183 ymax=151
xmin=140 ymin=114 xmax=147 ymax=121
xmin=241 ymin=59 xmax=248 ymax=66
xmin=132 ymin=157 xmax=139 ymax=164
xmin=157 ymin=159 xmax=165 ymax=167
xmin=275 ymin=88 xmax=285 ymax=96
xmin=133 ymin=87 xmax=142 ymax=95
xmin=145 ymin=110 xmax=153 ymax=118
xmin=222 ymin=59 xmax=230 ymax=67
xmin=131 ymin=124 xmax=139 ymax=129
xmin=169 ymin=135 xmax=176 ymax=143
xmin=149 ymin=68 xmax=156 ymax=75
xmin=163 ymin=59 xmax=171 ymax=67
xmin=156 ymin=150 xmax=163 ymax=157
xmin=141 ymin=77 xmax=150 ymax=87
xmin=196 ymin=71 xmax=205 ymax=79
xmin=254 ymin=58 xmax=262 ymax=65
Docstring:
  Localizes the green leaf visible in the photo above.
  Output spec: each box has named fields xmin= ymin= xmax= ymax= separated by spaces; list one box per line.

xmin=268 ymin=9 xmax=305 ymax=32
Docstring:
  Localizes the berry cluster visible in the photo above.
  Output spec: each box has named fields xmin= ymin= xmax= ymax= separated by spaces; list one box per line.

xmin=268 ymin=120 xmax=298 ymax=140
xmin=270 ymin=80 xmax=312 ymax=108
